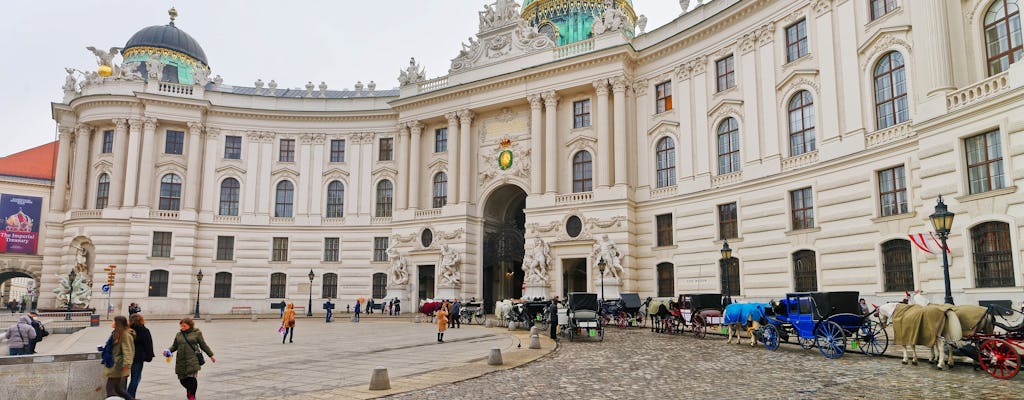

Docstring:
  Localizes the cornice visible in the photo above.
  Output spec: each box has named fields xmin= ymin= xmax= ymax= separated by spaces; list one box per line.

xmin=634 ymin=0 xmax=775 ymax=65
xmin=207 ymin=106 xmax=398 ymax=122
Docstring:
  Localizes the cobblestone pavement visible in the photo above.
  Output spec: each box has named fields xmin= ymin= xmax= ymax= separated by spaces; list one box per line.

xmin=386 ymin=327 xmax=1023 ymax=400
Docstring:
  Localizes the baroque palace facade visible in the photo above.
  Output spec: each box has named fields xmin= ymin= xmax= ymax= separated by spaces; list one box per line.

xmin=33 ymin=0 xmax=1024 ymax=314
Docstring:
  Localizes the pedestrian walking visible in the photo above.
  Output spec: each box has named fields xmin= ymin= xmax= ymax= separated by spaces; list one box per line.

xmin=367 ymin=298 xmax=375 ymax=315
xmin=450 ymin=299 xmax=462 ymax=329
xmin=100 ymin=315 xmax=134 ymax=400
xmin=127 ymin=313 xmax=154 ymax=399
xmin=4 ymin=315 xmax=36 ymax=355
xmin=128 ymin=303 xmax=141 ymax=316
xmin=353 ymin=299 xmax=362 ymax=322
xmin=387 ymin=299 xmax=394 ymax=316
xmin=27 ymin=311 xmax=48 ymax=354
xmin=436 ymin=302 xmax=450 ymax=343
xmin=547 ymin=296 xmax=560 ymax=340
xmin=282 ymin=303 xmax=296 ymax=343
xmin=394 ymin=298 xmax=401 ymax=315
xmin=324 ymin=299 xmax=334 ymax=323
xmin=165 ymin=317 xmax=215 ymax=400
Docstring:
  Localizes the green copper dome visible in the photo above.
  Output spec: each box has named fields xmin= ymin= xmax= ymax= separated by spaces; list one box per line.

xmin=522 ymin=0 xmax=636 ymax=46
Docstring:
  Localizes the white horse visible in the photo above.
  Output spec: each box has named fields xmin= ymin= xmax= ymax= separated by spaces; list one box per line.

xmin=494 ymin=300 xmax=513 ymax=327
xmin=890 ymin=303 xmax=963 ymax=369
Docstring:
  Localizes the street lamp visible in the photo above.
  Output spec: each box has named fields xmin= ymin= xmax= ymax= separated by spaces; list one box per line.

xmin=597 ymin=259 xmax=607 ymax=304
xmin=65 ymin=269 xmax=77 ymax=320
xmin=307 ymin=269 xmax=315 ymax=317
xmin=929 ymin=195 xmax=956 ymax=305
xmin=720 ymin=240 xmax=733 ymax=306
xmin=193 ymin=270 xmax=203 ymax=318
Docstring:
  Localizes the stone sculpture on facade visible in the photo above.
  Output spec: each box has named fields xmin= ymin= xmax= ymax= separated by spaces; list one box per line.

xmin=479 ymin=0 xmax=521 ymax=31
xmin=438 ymin=244 xmax=461 ymax=285
xmin=86 ymin=46 xmax=121 ymax=76
xmin=386 ymin=245 xmax=409 ymax=285
xmin=637 ymin=14 xmax=648 ymax=35
xmin=398 ymin=57 xmax=426 ymax=86
xmin=63 ymin=68 xmax=78 ymax=93
xmin=450 ymin=1 xmax=554 ymax=73
xmin=53 ymin=272 xmax=91 ymax=309
xmin=146 ymin=53 xmax=163 ymax=80
xmin=522 ymin=237 xmax=551 ymax=284
xmin=591 ymin=234 xmax=624 ymax=280
xmin=592 ymin=0 xmax=628 ymax=36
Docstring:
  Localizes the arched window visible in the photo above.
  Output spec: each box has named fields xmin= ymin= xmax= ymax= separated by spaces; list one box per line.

xmin=270 ymin=272 xmax=287 ymax=298
xmin=322 ymin=272 xmax=338 ymax=299
xmin=882 ymin=239 xmax=914 ymax=292
xmin=793 ymin=250 xmax=817 ymax=292
xmin=716 ymin=118 xmax=741 ymax=174
xmin=721 ymin=257 xmax=740 ymax=297
xmin=275 ymin=180 xmax=294 ymax=218
xmin=95 ymin=173 xmax=110 ymax=209
xmin=572 ymin=151 xmax=593 ymax=193
xmin=376 ymin=180 xmax=393 ymax=217
xmin=874 ymin=52 xmax=909 ymax=129
xmin=326 ymin=181 xmax=344 ymax=218
xmin=655 ymin=137 xmax=676 ymax=188
xmin=219 ymin=178 xmax=240 ymax=216
xmin=214 ymin=272 xmax=232 ymax=298
xmin=985 ymin=0 xmax=1023 ymax=75
xmin=432 ymin=172 xmax=448 ymax=209
xmin=972 ymin=221 xmax=1015 ymax=287
xmin=788 ymin=91 xmax=816 ymax=156
xmin=148 ymin=270 xmax=169 ymax=297
xmin=372 ymin=272 xmax=388 ymax=299
xmin=159 ymin=174 xmax=182 ymax=211
xmin=657 ymin=263 xmax=674 ymax=297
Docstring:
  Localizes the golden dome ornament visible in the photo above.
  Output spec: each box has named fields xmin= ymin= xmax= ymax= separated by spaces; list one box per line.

xmin=97 ymin=65 xmax=113 ymax=77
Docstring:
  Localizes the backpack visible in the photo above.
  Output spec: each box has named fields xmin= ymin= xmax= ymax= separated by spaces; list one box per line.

xmin=100 ymin=335 xmax=115 ymax=368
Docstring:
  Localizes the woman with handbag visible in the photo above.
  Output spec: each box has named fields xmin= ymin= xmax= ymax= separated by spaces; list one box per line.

xmin=282 ymin=302 xmax=296 ymax=343
xmin=101 ymin=315 xmax=134 ymax=400
xmin=165 ymin=317 xmax=215 ymax=400
xmin=127 ymin=313 xmax=155 ymax=399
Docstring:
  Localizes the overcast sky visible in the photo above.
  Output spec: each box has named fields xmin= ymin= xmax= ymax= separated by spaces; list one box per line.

xmin=1 ymin=1 xmax=684 ymax=157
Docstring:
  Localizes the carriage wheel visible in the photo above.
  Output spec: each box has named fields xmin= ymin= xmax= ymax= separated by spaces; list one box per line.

xmin=798 ymin=336 xmax=815 ymax=350
xmin=762 ymin=325 xmax=780 ymax=351
xmin=814 ymin=321 xmax=847 ymax=359
xmin=856 ymin=320 xmax=889 ymax=357
xmin=979 ymin=339 xmax=1020 ymax=379
xmin=568 ymin=326 xmax=575 ymax=342
xmin=598 ymin=325 xmax=605 ymax=342
xmin=638 ymin=312 xmax=646 ymax=328
xmin=692 ymin=315 xmax=707 ymax=339
xmin=618 ymin=312 xmax=628 ymax=329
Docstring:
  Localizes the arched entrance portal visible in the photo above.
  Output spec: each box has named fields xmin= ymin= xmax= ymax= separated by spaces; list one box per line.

xmin=482 ymin=185 xmax=527 ymax=312
xmin=0 ymin=270 xmax=37 ymax=311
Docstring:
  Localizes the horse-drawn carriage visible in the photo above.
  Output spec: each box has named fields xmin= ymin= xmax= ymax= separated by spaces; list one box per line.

xmin=649 ymin=294 xmax=724 ymax=338
xmin=759 ymin=291 xmax=887 ymax=359
xmin=502 ymin=299 xmax=551 ymax=329
xmin=565 ymin=292 xmax=604 ymax=342
xmin=962 ymin=304 xmax=1024 ymax=379
xmin=459 ymin=301 xmax=485 ymax=325
xmin=606 ymin=293 xmax=646 ymax=328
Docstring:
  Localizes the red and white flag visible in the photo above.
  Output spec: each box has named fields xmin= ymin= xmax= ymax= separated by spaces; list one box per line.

xmin=908 ymin=232 xmax=949 ymax=254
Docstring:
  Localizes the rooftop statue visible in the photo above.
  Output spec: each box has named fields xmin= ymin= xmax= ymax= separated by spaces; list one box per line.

xmin=398 ymin=57 xmax=426 ymax=86
xmin=86 ymin=46 xmax=121 ymax=77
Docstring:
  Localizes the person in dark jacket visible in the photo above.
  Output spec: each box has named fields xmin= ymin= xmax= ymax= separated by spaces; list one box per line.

xmin=5 ymin=315 xmax=36 ymax=355
xmin=166 ymin=317 xmax=215 ymax=400
xmin=450 ymin=299 xmax=462 ymax=329
xmin=127 ymin=313 xmax=155 ymax=399
xmin=128 ymin=303 xmax=141 ymax=316
xmin=27 ymin=311 xmax=47 ymax=354
xmin=548 ymin=296 xmax=560 ymax=340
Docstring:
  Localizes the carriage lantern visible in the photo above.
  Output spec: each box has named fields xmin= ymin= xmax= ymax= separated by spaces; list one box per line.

xmin=720 ymin=241 xmax=733 ymax=306
xmin=929 ymin=195 xmax=955 ymax=305
xmin=597 ymin=259 xmax=607 ymax=304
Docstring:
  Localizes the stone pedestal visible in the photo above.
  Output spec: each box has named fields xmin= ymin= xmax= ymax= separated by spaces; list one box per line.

xmin=436 ymin=284 xmax=460 ymax=300
xmin=523 ymin=283 xmax=549 ymax=300
xmin=594 ymin=277 xmax=621 ymax=300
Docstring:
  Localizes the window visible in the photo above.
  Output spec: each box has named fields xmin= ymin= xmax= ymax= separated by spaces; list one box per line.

xmin=322 ymin=273 xmax=338 ymax=299
xmin=326 ymin=181 xmax=345 ymax=218
xmin=718 ymin=203 xmax=738 ymax=239
xmin=148 ymin=270 xmax=169 ymax=297
xmin=717 ymin=118 xmax=741 ymax=174
xmin=972 ymin=221 xmax=1014 ymax=287
xmin=216 ymin=236 xmax=234 ymax=261
xmin=372 ymin=273 xmax=387 ymax=299
xmin=95 ymin=173 xmax=110 ymax=209
xmin=279 ymin=139 xmax=295 ymax=162
xmin=275 ymin=180 xmax=294 ymax=218
xmin=878 ymin=166 xmax=908 ymax=216
xmin=654 ymin=214 xmax=673 ymax=247
xmin=871 ymin=0 xmax=898 ymax=20
xmin=785 ymin=20 xmax=808 ymax=63
xmin=716 ymin=55 xmax=736 ymax=92
xmin=572 ymin=151 xmax=593 ymax=193
xmin=965 ymin=130 xmax=1005 ymax=194
xmin=270 ymin=272 xmax=287 ymax=298
xmin=101 ymin=130 xmax=114 ymax=153
xmin=573 ymin=99 xmax=591 ymax=128
xmin=165 ymin=130 xmax=184 ymax=155
xmin=152 ymin=231 xmax=172 ymax=258
xmin=159 ymin=174 xmax=182 ymax=211
xmin=657 ymin=263 xmax=674 ymax=297
xmin=213 ymin=272 xmax=232 ymax=298
xmin=434 ymin=128 xmax=448 ymax=153
xmin=272 ymin=237 xmax=289 ymax=261
xmin=791 ymin=187 xmax=814 ymax=230
xmin=379 ymin=138 xmax=394 ymax=161
xmin=219 ymin=178 xmax=240 ymax=216
xmin=376 ymin=180 xmax=393 ymax=217
xmin=655 ymin=81 xmax=673 ymax=113
xmin=324 ymin=237 xmax=340 ymax=262
xmin=793 ymin=250 xmax=817 ymax=292
xmin=874 ymin=52 xmax=909 ymax=129
xmin=373 ymin=237 xmax=389 ymax=262
xmin=788 ymin=91 xmax=816 ymax=156
xmin=882 ymin=239 xmax=913 ymax=292
xmin=985 ymin=0 xmax=1023 ymax=75
xmin=432 ymin=172 xmax=448 ymax=208
xmin=655 ymin=137 xmax=676 ymax=188
xmin=721 ymin=257 xmax=740 ymax=297
xmin=224 ymin=135 xmax=242 ymax=159
xmin=330 ymin=139 xmax=346 ymax=162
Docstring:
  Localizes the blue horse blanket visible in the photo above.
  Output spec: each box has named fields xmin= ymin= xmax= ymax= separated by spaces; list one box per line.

xmin=723 ymin=303 xmax=769 ymax=326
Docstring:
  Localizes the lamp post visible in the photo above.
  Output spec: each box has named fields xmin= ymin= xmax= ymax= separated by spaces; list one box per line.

xmin=65 ymin=269 xmax=76 ymax=320
xmin=597 ymin=259 xmax=607 ymax=304
xmin=929 ymin=195 xmax=956 ymax=305
xmin=720 ymin=240 xmax=733 ymax=306
xmin=307 ymin=269 xmax=315 ymax=317
xmin=193 ymin=270 xmax=203 ymax=319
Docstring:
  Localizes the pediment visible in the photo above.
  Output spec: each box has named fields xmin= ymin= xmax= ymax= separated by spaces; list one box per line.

xmin=92 ymin=159 xmax=113 ymax=170
xmin=427 ymin=157 xmax=447 ymax=171
xmin=706 ymin=99 xmax=744 ymax=119
xmin=565 ymin=134 xmax=597 ymax=149
xmin=857 ymin=25 xmax=912 ymax=55
xmin=646 ymin=119 xmax=680 ymax=136
xmin=322 ymin=167 xmax=351 ymax=178
xmin=155 ymin=159 xmax=187 ymax=170
xmin=271 ymin=165 xmax=300 ymax=177
xmin=215 ymin=164 xmax=247 ymax=176
xmin=775 ymin=69 xmax=819 ymax=92
xmin=372 ymin=165 xmax=399 ymax=176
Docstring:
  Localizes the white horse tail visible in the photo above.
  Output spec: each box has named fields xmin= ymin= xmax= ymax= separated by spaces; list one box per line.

xmin=944 ymin=309 xmax=963 ymax=342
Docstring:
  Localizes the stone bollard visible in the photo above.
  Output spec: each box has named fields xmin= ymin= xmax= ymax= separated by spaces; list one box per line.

xmin=251 ymin=314 xmax=258 ymax=322
xmin=507 ymin=322 xmax=517 ymax=331
xmin=414 ymin=315 xmax=422 ymax=323
xmin=529 ymin=326 xmax=538 ymax=336
xmin=368 ymin=366 xmax=391 ymax=390
xmin=529 ymin=333 xmax=541 ymax=349
xmin=205 ymin=315 xmax=212 ymax=323
xmin=485 ymin=319 xmax=494 ymax=328
xmin=487 ymin=348 xmax=503 ymax=366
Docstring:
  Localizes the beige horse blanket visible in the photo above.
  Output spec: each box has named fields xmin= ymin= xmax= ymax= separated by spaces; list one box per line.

xmin=950 ymin=305 xmax=992 ymax=336
xmin=893 ymin=304 xmax=949 ymax=347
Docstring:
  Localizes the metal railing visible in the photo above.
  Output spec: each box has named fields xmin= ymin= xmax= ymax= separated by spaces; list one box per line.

xmin=0 ymin=311 xmax=93 ymax=333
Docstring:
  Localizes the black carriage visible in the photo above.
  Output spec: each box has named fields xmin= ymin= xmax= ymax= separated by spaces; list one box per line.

xmin=664 ymin=293 xmax=724 ymax=338
xmin=566 ymin=292 xmax=604 ymax=342
xmin=760 ymin=291 xmax=887 ymax=359
xmin=459 ymin=301 xmax=485 ymax=325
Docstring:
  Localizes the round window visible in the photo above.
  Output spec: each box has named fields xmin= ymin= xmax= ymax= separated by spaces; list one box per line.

xmin=565 ymin=215 xmax=583 ymax=238
xmin=421 ymin=229 xmax=433 ymax=248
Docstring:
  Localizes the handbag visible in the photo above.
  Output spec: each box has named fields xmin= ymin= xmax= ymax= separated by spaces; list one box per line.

xmin=180 ymin=332 xmax=206 ymax=366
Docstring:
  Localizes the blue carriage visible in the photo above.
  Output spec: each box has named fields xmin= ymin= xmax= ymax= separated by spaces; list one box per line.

xmin=759 ymin=291 xmax=888 ymax=359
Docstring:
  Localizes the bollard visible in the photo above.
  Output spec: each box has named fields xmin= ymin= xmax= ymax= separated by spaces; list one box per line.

xmin=204 ymin=315 xmax=212 ymax=323
xmin=251 ymin=314 xmax=258 ymax=322
xmin=529 ymin=334 xmax=541 ymax=349
xmin=485 ymin=319 xmax=494 ymax=328
xmin=487 ymin=348 xmax=503 ymax=366
xmin=368 ymin=366 xmax=391 ymax=390
xmin=529 ymin=326 xmax=538 ymax=336
xmin=414 ymin=315 xmax=422 ymax=323
xmin=507 ymin=322 xmax=517 ymax=331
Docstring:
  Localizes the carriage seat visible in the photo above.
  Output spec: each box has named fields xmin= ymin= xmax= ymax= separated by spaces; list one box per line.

xmin=572 ymin=310 xmax=598 ymax=320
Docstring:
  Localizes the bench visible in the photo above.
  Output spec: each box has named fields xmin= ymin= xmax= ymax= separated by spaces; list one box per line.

xmin=230 ymin=306 xmax=253 ymax=315
xmin=293 ymin=306 xmax=305 ymax=315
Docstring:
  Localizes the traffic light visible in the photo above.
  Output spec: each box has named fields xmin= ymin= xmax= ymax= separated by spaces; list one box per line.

xmin=105 ymin=265 xmax=116 ymax=287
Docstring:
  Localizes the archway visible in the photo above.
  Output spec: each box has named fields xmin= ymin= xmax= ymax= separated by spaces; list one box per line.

xmin=0 ymin=270 xmax=36 ymax=311
xmin=482 ymin=185 xmax=527 ymax=312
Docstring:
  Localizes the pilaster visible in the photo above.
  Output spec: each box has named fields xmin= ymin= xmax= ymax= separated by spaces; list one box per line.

xmin=611 ymin=77 xmax=629 ymax=186
xmin=396 ymin=123 xmax=410 ymax=210
xmin=593 ymin=80 xmax=612 ymax=188
xmin=542 ymin=92 xmax=559 ymax=194
xmin=408 ymin=121 xmax=423 ymax=210
xmin=70 ymin=124 xmax=93 ymax=210
xmin=184 ymin=121 xmax=203 ymax=211
xmin=122 ymin=118 xmax=143 ymax=208
xmin=446 ymin=113 xmax=461 ymax=202
xmin=526 ymin=96 xmax=544 ymax=194
xmin=136 ymin=118 xmax=157 ymax=208
xmin=458 ymin=110 xmax=474 ymax=203
xmin=109 ymin=118 xmax=129 ymax=208
xmin=51 ymin=127 xmax=73 ymax=211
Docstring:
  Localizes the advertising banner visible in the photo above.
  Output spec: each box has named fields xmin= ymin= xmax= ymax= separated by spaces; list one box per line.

xmin=0 ymin=194 xmax=43 ymax=255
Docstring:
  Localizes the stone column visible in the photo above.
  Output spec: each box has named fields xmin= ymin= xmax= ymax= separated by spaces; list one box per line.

xmin=445 ymin=113 xmax=461 ymax=201
xmin=542 ymin=92 xmax=559 ymax=194
xmin=408 ymin=121 xmax=423 ymax=210
xmin=527 ymin=95 xmax=544 ymax=194
xmin=297 ymin=134 xmax=313 ymax=215
xmin=108 ymin=119 xmax=129 ymax=208
xmin=593 ymin=80 xmax=611 ymax=188
xmin=243 ymin=132 xmax=261 ymax=215
xmin=199 ymin=128 xmax=220 ymax=213
xmin=611 ymin=77 xmax=628 ymax=186
xmin=70 ymin=124 xmax=93 ymax=210
xmin=51 ymin=127 xmax=74 ymax=211
xmin=136 ymin=118 xmax=157 ymax=208
xmin=122 ymin=118 xmax=143 ymax=207
xmin=458 ymin=110 xmax=474 ymax=203
xmin=396 ymin=124 xmax=410 ymax=210
xmin=691 ymin=57 xmax=710 ymax=177
xmin=309 ymin=134 xmax=326 ymax=217
xmin=915 ymin=0 xmax=954 ymax=95
xmin=740 ymin=42 xmax=761 ymax=164
xmin=184 ymin=122 xmax=203 ymax=211
xmin=256 ymin=133 xmax=273 ymax=215
xmin=814 ymin=6 xmax=840 ymax=143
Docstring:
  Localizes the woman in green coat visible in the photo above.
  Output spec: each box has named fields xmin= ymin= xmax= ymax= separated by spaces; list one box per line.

xmin=102 ymin=315 xmax=135 ymax=399
xmin=165 ymin=317 xmax=216 ymax=400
